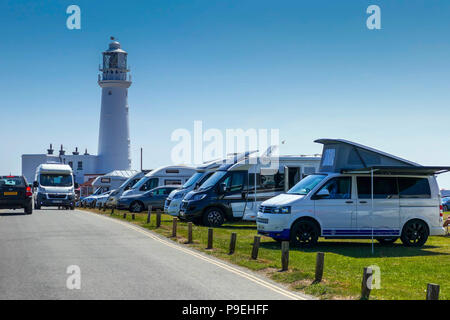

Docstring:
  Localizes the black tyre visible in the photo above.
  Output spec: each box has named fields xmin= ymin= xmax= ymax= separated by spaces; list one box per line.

xmin=202 ymin=207 xmax=225 ymax=227
xmin=70 ymin=204 xmax=75 ymax=210
xmin=376 ymin=237 xmax=398 ymax=244
xmin=34 ymin=202 xmax=41 ymax=210
xmin=290 ymin=220 xmax=319 ymax=248
xmin=130 ymin=201 xmax=144 ymax=213
xmin=24 ymin=204 xmax=32 ymax=215
xmin=400 ymin=220 xmax=429 ymax=247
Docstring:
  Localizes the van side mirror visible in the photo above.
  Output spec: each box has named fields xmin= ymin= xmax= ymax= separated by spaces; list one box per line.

xmin=33 ymin=181 xmax=38 ymax=188
xmin=219 ymin=183 xmax=227 ymax=193
xmin=315 ymin=189 xmax=330 ymax=199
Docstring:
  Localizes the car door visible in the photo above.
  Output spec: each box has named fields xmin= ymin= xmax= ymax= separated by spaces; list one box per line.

xmin=147 ymin=188 xmax=168 ymax=209
xmin=313 ymin=176 xmax=355 ymax=235
xmin=222 ymin=172 xmax=247 ymax=218
xmin=356 ymin=176 xmax=400 ymax=236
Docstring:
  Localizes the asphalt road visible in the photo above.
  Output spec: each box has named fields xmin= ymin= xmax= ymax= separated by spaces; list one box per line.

xmin=0 ymin=208 xmax=310 ymax=300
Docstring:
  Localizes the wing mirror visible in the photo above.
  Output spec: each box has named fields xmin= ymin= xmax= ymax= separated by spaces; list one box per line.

xmin=74 ymin=182 xmax=79 ymax=189
xmin=219 ymin=182 xmax=228 ymax=194
xmin=315 ymin=189 xmax=330 ymax=198
xmin=33 ymin=181 xmax=38 ymax=188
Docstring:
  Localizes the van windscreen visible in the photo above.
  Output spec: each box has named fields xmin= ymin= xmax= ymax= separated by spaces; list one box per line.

xmin=287 ymin=174 xmax=326 ymax=195
xmin=39 ymin=174 xmax=72 ymax=187
xmin=199 ymin=171 xmax=227 ymax=191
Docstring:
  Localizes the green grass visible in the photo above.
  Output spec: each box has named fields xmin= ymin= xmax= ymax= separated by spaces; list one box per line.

xmin=81 ymin=207 xmax=450 ymax=300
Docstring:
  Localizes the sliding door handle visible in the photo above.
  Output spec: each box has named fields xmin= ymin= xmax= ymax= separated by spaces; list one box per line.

xmin=359 ymin=201 xmax=368 ymax=204
xmin=345 ymin=200 xmax=354 ymax=204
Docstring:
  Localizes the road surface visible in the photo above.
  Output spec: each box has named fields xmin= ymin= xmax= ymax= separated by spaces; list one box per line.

xmin=0 ymin=208 xmax=310 ymax=300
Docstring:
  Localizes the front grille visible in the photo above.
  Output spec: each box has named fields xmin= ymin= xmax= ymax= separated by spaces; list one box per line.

xmin=47 ymin=194 xmax=67 ymax=199
xmin=259 ymin=206 xmax=273 ymax=214
xmin=257 ymin=217 xmax=269 ymax=224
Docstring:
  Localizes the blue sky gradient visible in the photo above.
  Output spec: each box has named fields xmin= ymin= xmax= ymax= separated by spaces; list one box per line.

xmin=1 ymin=0 xmax=450 ymax=187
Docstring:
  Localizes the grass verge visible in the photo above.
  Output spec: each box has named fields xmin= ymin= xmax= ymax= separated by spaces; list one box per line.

xmin=80 ymin=207 xmax=450 ymax=300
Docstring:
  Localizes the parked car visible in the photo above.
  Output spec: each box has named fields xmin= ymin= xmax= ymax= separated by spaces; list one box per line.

xmin=117 ymin=185 xmax=180 ymax=212
xmin=441 ymin=197 xmax=450 ymax=212
xmin=0 ymin=175 xmax=33 ymax=214
xmin=95 ymin=190 xmax=113 ymax=208
xmin=105 ymin=171 xmax=149 ymax=208
xmin=81 ymin=187 xmax=108 ymax=208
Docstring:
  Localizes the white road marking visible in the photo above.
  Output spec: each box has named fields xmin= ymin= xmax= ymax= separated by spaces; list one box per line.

xmin=81 ymin=210 xmax=308 ymax=300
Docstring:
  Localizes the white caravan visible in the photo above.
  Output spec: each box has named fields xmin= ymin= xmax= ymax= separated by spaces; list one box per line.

xmin=34 ymin=163 xmax=77 ymax=210
xmin=121 ymin=165 xmax=196 ymax=198
xmin=179 ymin=153 xmax=321 ymax=226
xmin=257 ymin=139 xmax=449 ymax=247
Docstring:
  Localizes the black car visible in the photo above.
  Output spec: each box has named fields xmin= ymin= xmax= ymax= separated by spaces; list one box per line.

xmin=117 ymin=185 xmax=180 ymax=212
xmin=0 ymin=176 xmax=33 ymax=214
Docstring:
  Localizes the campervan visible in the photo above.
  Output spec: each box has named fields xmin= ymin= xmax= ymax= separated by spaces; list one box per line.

xmin=34 ymin=163 xmax=77 ymax=210
xmin=105 ymin=170 xmax=150 ymax=208
xmin=121 ymin=165 xmax=196 ymax=198
xmin=257 ymin=139 xmax=448 ymax=248
xmin=164 ymin=153 xmax=257 ymax=216
xmin=179 ymin=153 xmax=321 ymax=226
xmin=92 ymin=170 xmax=139 ymax=192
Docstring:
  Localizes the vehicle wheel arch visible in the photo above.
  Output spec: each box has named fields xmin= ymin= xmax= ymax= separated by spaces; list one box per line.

xmin=401 ymin=218 xmax=430 ymax=235
xmin=291 ymin=216 xmax=322 ymax=235
xmin=202 ymin=204 xmax=229 ymax=220
xmin=129 ymin=200 xmax=145 ymax=212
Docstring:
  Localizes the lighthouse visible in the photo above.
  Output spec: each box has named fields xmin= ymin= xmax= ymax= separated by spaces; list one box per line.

xmin=97 ymin=37 xmax=132 ymax=173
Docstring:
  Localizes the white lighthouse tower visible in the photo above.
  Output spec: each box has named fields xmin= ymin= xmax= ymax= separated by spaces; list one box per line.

xmin=97 ymin=37 xmax=132 ymax=173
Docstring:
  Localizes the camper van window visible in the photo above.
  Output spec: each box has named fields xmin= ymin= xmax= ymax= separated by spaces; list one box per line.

xmin=288 ymin=174 xmax=326 ymax=195
xmin=39 ymin=174 xmax=73 ymax=187
xmin=260 ymin=172 xmax=284 ymax=192
xmin=140 ymin=178 xmax=158 ymax=191
xmin=223 ymin=172 xmax=246 ymax=192
xmin=199 ymin=171 xmax=227 ymax=191
xmin=322 ymin=148 xmax=336 ymax=166
xmin=165 ymin=179 xmax=181 ymax=185
xmin=398 ymin=177 xmax=431 ymax=198
xmin=165 ymin=169 xmax=179 ymax=174
xmin=315 ymin=177 xmax=351 ymax=199
xmin=357 ymin=177 xmax=398 ymax=199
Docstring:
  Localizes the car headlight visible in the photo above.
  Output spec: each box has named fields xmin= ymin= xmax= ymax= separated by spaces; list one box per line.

xmin=191 ymin=193 xmax=206 ymax=201
xmin=272 ymin=206 xmax=291 ymax=214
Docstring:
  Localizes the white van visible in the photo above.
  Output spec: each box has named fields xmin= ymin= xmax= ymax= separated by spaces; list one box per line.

xmin=34 ymin=163 xmax=77 ymax=210
xmin=179 ymin=153 xmax=321 ymax=226
xmin=121 ymin=165 xmax=196 ymax=198
xmin=257 ymin=139 xmax=448 ymax=247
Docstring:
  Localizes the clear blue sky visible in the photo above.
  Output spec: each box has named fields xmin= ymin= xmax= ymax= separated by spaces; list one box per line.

xmin=1 ymin=0 xmax=450 ymax=188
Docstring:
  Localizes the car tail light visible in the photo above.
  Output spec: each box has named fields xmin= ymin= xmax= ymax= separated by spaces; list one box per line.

xmin=26 ymin=186 xmax=32 ymax=197
xmin=440 ymin=205 xmax=443 ymax=217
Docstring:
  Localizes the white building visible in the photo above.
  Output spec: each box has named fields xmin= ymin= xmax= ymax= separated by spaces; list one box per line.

xmin=21 ymin=38 xmax=132 ymax=184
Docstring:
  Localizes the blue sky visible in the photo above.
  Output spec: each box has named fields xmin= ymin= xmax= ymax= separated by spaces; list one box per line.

xmin=1 ymin=0 xmax=450 ymax=187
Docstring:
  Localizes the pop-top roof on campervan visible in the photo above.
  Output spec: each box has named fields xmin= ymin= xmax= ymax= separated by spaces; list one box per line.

xmin=315 ymin=139 xmax=450 ymax=175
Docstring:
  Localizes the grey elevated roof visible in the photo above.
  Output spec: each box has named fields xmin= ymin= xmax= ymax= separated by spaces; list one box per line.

xmin=314 ymin=139 xmax=421 ymax=173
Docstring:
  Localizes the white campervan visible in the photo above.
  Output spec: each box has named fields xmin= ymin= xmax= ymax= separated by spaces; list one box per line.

xmin=34 ymin=163 xmax=77 ymax=210
xmin=257 ymin=139 xmax=448 ymax=247
xmin=121 ymin=165 xmax=196 ymax=198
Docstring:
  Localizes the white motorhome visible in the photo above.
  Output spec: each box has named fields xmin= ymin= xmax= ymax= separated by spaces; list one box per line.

xmin=179 ymin=152 xmax=321 ymax=226
xmin=121 ymin=165 xmax=196 ymax=198
xmin=34 ymin=163 xmax=77 ymax=210
xmin=257 ymin=139 xmax=449 ymax=247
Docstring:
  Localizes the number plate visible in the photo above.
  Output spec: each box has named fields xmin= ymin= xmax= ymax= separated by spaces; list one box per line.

xmin=4 ymin=192 xmax=18 ymax=196
xmin=53 ymin=200 xmax=62 ymax=203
